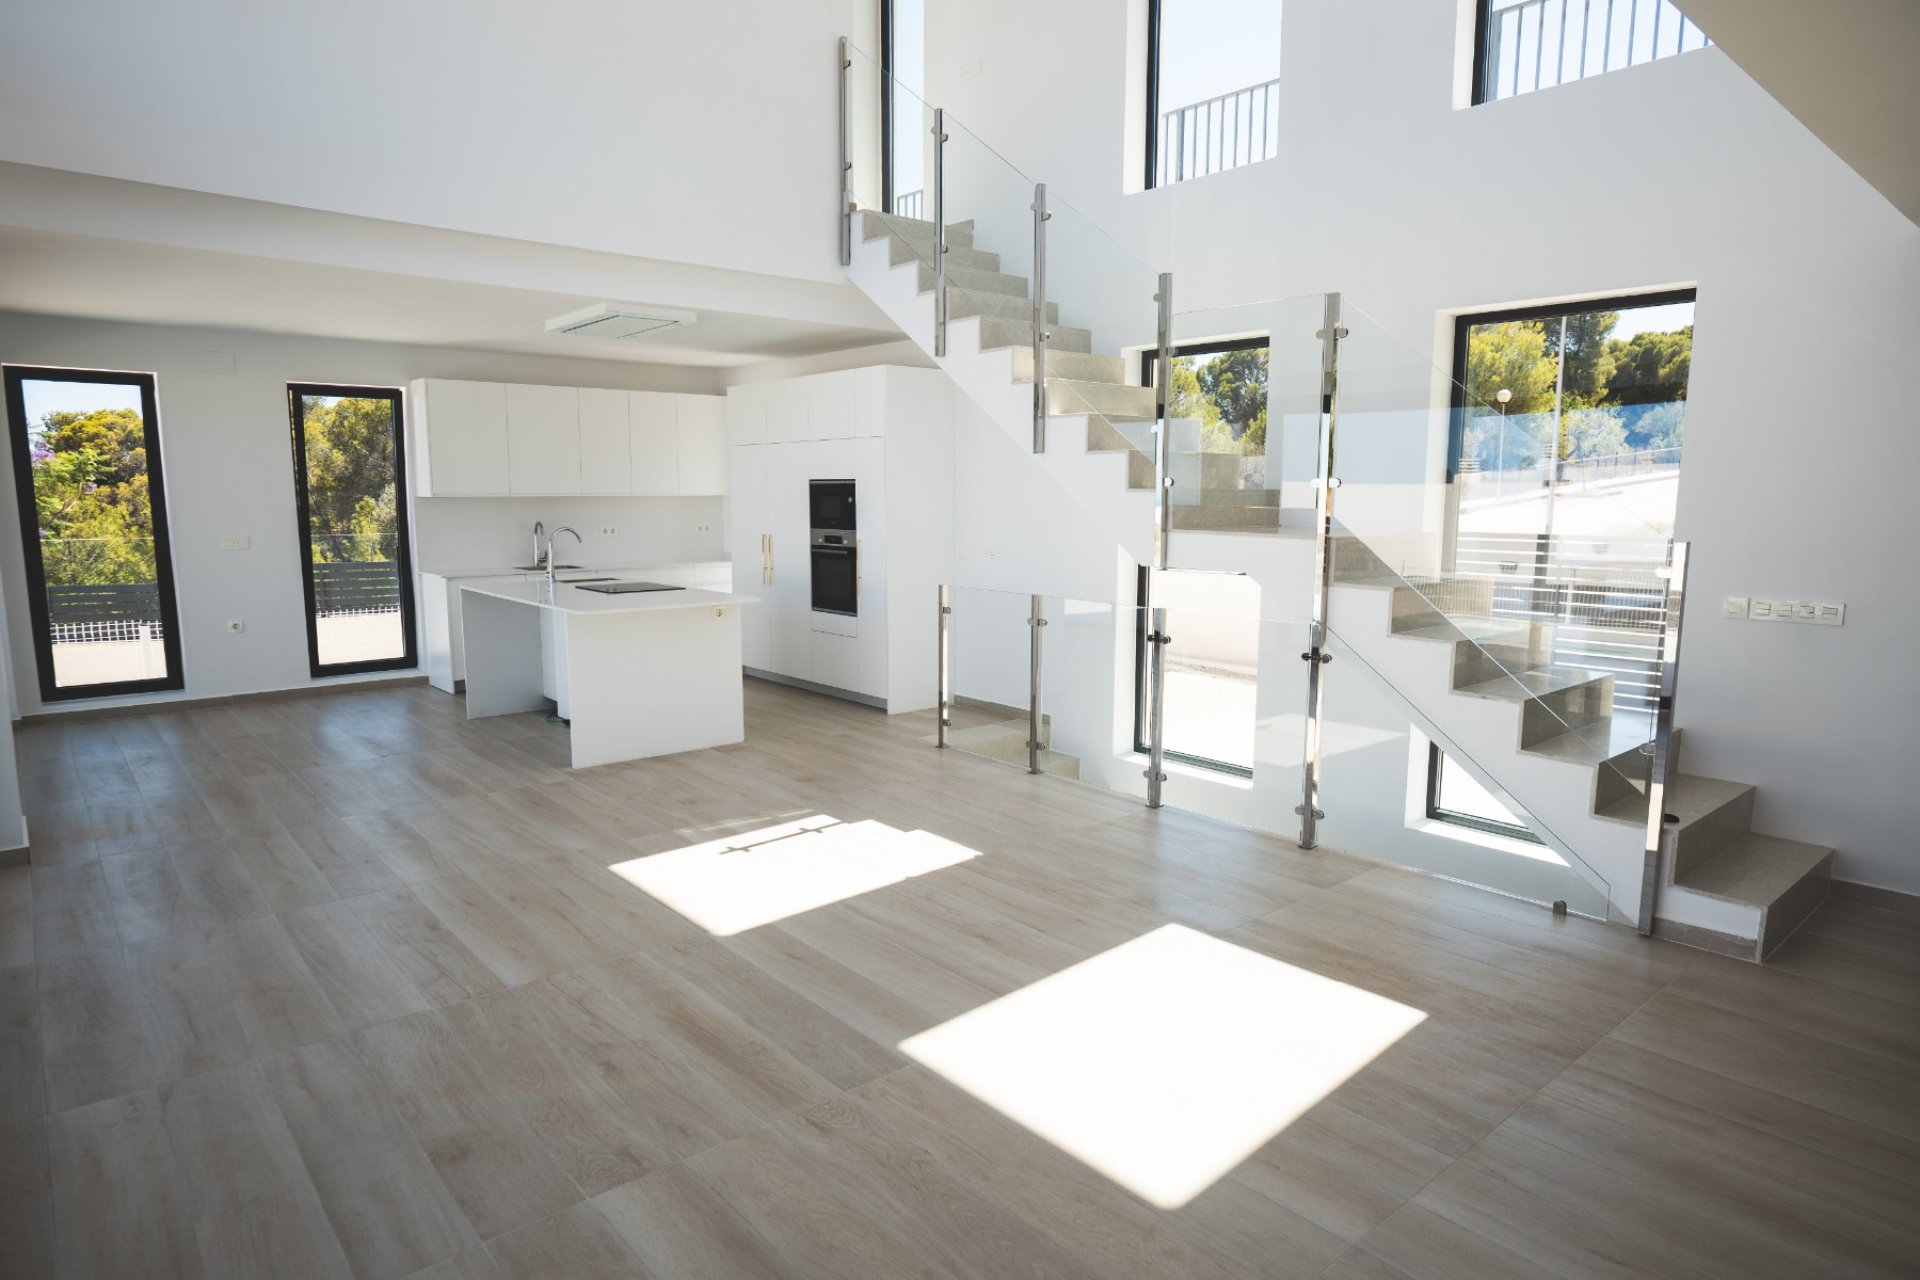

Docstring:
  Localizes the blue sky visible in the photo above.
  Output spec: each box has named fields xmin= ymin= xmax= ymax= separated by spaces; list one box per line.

xmin=1159 ymin=0 xmax=1284 ymax=108
xmin=18 ymin=378 xmax=144 ymax=433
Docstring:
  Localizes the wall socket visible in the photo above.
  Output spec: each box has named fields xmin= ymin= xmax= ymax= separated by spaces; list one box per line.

xmin=599 ymin=526 xmax=617 ymax=536
xmin=226 ymin=619 xmax=245 ymax=633
xmin=1732 ymin=596 xmax=1845 ymax=626
xmin=221 ymin=535 xmax=250 ymax=551
xmin=695 ymin=523 xmax=712 ymax=534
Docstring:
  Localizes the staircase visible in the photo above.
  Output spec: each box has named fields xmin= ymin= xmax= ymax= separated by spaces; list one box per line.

xmin=847 ymin=207 xmax=1832 ymax=960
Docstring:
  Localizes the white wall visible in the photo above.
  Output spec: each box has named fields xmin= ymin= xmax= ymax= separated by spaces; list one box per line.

xmin=925 ymin=0 xmax=1920 ymax=893
xmin=413 ymin=497 xmax=724 ymax=575
xmin=0 ymin=0 xmax=876 ymax=285
xmin=0 ymin=312 xmax=722 ymax=716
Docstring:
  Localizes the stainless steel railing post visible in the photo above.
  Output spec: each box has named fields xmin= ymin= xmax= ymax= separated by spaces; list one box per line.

xmin=1151 ymin=272 xmax=1174 ymax=570
xmin=937 ymin=584 xmax=951 ymax=749
xmin=1031 ymin=182 xmax=1051 ymax=453
xmin=1637 ymin=539 xmax=1689 ymax=935
xmin=932 ymin=108 xmax=949 ymax=358
xmin=1144 ymin=607 xmax=1170 ymax=808
xmin=1298 ymin=291 xmax=1346 ymax=850
xmin=837 ymin=37 xmax=852 ymax=268
xmin=1026 ymin=594 xmax=1046 ymax=774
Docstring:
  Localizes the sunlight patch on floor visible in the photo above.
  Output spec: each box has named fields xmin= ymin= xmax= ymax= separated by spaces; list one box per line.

xmin=898 ymin=923 xmax=1426 ymax=1209
xmin=608 ymin=815 xmax=979 ymax=935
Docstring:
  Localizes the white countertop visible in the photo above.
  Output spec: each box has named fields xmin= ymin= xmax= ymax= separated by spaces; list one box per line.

xmin=460 ymin=579 xmax=757 ymax=616
xmin=422 ymin=558 xmax=730 ymax=581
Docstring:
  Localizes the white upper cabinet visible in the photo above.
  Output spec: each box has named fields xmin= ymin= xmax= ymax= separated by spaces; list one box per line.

xmin=676 ymin=396 xmax=727 ymax=495
xmin=577 ymin=388 xmax=631 ymax=495
xmin=505 ymin=383 xmax=582 ymax=494
xmin=765 ymin=378 xmax=809 ymax=443
xmin=412 ymin=379 xmax=509 ymax=496
xmin=630 ymin=391 xmax=679 ymax=496
xmin=411 ymin=379 xmax=726 ymax=498
xmin=807 ymin=372 xmax=863 ymax=440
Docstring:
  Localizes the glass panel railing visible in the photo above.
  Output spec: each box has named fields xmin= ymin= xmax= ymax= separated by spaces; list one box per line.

xmin=1318 ymin=300 xmax=1672 ymax=832
xmin=939 ymin=575 xmax=1616 ymax=919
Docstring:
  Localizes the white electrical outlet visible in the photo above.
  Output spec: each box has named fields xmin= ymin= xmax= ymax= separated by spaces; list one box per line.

xmin=1815 ymin=602 xmax=1846 ymax=626
xmin=226 ymin=619 xmax=245 ymax=633
xmin=695 ymin=523 xmax=712 ymax=534
xmin=600 ymin=526 xmax=617 ymax=536
xmin=222 ymin=535 xmax=250 ymax=551
xmin=1723 ymin=595 xmax=1749 ymax=618
xmin=1748 ymin=600 xmax=1773 ymax=619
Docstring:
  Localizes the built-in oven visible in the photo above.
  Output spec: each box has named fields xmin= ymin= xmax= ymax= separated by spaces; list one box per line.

xmin=809 ymin=479 xmax=857 ymax=531
xmin=810 ymin=530 xmax=858 ymax=616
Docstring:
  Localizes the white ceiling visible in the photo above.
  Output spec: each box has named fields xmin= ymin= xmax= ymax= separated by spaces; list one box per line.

xmin=0 ymin=226 xmax=902 ymax=368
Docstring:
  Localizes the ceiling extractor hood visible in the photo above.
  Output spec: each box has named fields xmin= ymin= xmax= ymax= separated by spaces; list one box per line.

xmin=544 ymin=302 xmax=698 ymax=340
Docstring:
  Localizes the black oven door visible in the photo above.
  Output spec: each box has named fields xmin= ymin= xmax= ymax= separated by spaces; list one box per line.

xmin=810 ymin=544 xmax=858 ymax=616
xmin=809 ymin=479 xmax=856 ymax=531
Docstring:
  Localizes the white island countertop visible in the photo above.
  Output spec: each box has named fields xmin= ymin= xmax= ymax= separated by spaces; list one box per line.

xmin=423 ymin=558 xmax=730 ymax=582
xmin=460 ymin=579 xmax=756 ymax=616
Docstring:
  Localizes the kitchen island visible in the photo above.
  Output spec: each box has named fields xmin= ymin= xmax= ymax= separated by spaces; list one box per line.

xmin=459 ymin=578 xmax=755 ymax=768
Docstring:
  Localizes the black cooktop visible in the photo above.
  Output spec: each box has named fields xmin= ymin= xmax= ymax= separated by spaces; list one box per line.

xmin=573 ymin=581 xmax=687 ymax=595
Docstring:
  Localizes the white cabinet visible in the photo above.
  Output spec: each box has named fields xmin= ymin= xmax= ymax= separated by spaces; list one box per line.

xmin=630 ymin=392 xmax=679 ymax=496
xmin=577 ymin=389 xmax=631 ymax=495
xmin=412 ymin=379 xmax=509 ymax=496
xmin=722 ymin=367 xmax=952 ymax=710
xmin=676 ymin=396 xmax=727 ymax=495
xmin=505 ymin=384 xmax=582 ymax=495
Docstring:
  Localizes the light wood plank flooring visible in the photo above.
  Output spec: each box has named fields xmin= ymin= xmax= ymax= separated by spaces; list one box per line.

xmin=4 ymin=678 xmax=1916 ymax=1279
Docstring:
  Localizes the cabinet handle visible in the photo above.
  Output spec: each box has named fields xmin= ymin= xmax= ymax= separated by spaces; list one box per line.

xmin=766 ymin=534 xmax=773 ymax=586
xmin=856 ymin=538 xmax=862 ymax=596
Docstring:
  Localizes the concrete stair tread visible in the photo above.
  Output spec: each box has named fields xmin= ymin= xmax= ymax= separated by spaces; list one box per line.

xmin=1171 ymin=505 xmax=1286 ymax=531
xmin=1456 ymin=666 xmax=1613 ymax=702
xmin=977 ymin=317 xmax=1097 ymax=354
xmin=1676 ymin=832 xmax=1833 ymax=909
xmin=861 ymin=211 xmax=975 ymax=248
xmin=1523 ymin=715 xmax=1655 ymax=768
xmin=1392 ymin=619 xmax=1534 ymax=648
xmin=1598 ymin=772 xmax=1754 ymax=829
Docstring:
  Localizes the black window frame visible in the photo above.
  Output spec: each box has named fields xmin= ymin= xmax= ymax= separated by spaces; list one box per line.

xmin=1137 ymin=332 xmax=1270 ymax=388
xmin=286 ymin=383 xmax=418 ymax=679
xmin=3 ymin=364 xmax=186 ymax=703
xmin=1469 ymin=0 xmax=1495 ymax=107
xmin=1426 ymin=742 xmax=1543 ymax=843
xmin=1446 ymin=287 xmax=1698 ymax=481
xmin=880 ymin=0 xmax=897 ymax=213
xmin=1143 ymin=0 xmax=1165 ymax=190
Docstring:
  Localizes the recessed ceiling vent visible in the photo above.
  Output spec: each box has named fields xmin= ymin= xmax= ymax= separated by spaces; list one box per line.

xmin=544 ymin=303 xmax=697 ymax=340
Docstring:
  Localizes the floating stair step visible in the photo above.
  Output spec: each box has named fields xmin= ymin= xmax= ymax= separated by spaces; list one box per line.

xmin=1674 ymin=832 xmax=1833 ymax=957
xmin=1013 ymin=347 xmax=1128 ymax=384
xmin=1050 ymin=380 xmax=1158 ymax=421
xmin=1599 ymin=772 xmax=1756 ymax=878
xmin=977 ymin=316 xmax=1095 ymax=354
xmin=885 ymin=236 xmax=1001 ymax=273
xmin=951 ymin=288 xmax=1060 ymax=326
xmin=915 ymin=260 xmax=1030 ymax=298
xmin=1457 ymin=666 xmax=1615 ymax=749
xmin=1455 ymin=666 xmax=1611 ymax=703
xmin=861 ymin=210 xmax=975 ymax=249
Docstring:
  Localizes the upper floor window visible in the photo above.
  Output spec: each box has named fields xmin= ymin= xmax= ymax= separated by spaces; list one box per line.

xmin=1146 ymin=0 xmax=1283 ymax=188
xmin=1475 ymin=0 xmax=1711 ymax=104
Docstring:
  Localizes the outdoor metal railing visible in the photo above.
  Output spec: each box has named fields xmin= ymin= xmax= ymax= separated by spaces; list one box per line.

xmin=1157 ymin=76 xmax=1280 ymax=186
xmin=1483 ymin=0 xmax=1711 ymax=102
xmin=893 ymin=188 xmax=925 ymax=219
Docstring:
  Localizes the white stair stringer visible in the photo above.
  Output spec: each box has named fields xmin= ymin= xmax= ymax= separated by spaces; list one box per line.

xmin=1330 ymin=579 xmax=1643 ymax=922
xmin=847 ymin=224 xmax=1162 ymax=566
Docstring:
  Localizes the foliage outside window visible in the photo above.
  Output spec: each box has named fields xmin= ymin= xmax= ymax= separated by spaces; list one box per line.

xmin=1148 ymin=338 xmax=1271 ymax=491
xmin=3 ymin=367 xmax=183 ymax=699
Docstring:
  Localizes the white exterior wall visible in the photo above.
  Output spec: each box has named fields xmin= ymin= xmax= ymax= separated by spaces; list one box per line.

xmin=0 ymin=313 xmax=724 ymax=717
xmin=925 ymin=0 xmax=1920 ymax=894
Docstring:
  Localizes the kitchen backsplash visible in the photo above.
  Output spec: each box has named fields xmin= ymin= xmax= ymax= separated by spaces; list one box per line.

xmin=412 ymin=495 xmax=728 ymax=571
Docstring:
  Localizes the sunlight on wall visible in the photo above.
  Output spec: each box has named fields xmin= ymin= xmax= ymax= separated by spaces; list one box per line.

xmin=898 ymin=924 xmax=1426 ymax=1209
xmin=607 ymin=815 xmax=979 ymax=936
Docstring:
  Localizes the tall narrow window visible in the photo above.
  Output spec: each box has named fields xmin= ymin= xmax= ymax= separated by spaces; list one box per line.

xmin=1146 ymin=0 xmax=1283 ymax=188
xmin=288 ymin=385 xmax=415 ymax=676
xmin=881 ymin=0 xmax=927 ymax=217
xmin=1135 ymin=570 xmax=1261 ymax=777
xmin=4 ymin=366 xmax=184 ymax=701
xmin=1474 ymin=0 xmax=1711 ymax=104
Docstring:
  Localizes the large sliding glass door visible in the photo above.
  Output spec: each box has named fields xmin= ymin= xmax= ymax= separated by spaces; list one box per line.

xmin=287 ymin=384 xmax=415 ymax=676
xmin=4 ymin=366 xmax=184 ymax=701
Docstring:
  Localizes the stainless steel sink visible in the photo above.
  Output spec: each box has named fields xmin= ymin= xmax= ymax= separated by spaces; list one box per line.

xmin=559 ymin=576 xmax=617 ymax=584
xmin=512 ymin=563 xmax=581 ymax=571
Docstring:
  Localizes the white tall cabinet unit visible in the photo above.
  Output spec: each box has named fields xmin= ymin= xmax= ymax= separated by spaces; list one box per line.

xmin=726 ymin=367 xmax=953 ymax=713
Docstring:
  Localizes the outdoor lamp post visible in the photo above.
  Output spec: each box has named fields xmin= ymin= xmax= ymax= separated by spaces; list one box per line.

xmin=1495 ymin=387 xmax=1511 ymax=478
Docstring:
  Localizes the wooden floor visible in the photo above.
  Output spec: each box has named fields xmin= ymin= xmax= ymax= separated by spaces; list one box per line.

xmin=3 ymin=679 xmax=1916 ymax=1279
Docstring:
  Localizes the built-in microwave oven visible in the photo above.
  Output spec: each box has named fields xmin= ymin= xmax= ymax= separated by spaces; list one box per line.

xmin=809 ymin=479 xmax=856 ymax=531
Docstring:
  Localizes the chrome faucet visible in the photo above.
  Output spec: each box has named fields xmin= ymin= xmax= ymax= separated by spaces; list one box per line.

xmin=544 ymin=526 xmax=581 ymax=591
xmin=532 ymin=520 xmax=545 ymax=568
